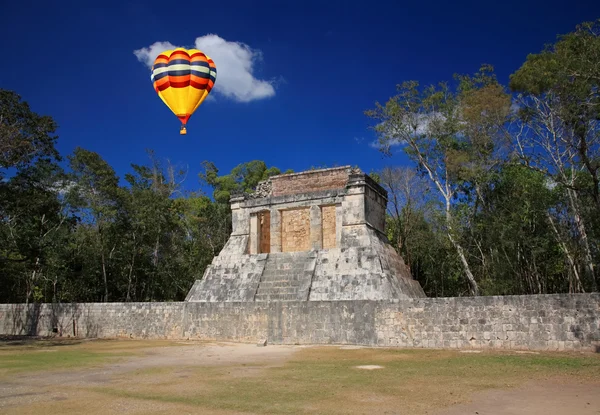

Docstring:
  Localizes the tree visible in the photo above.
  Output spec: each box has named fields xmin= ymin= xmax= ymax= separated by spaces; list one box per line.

xmin=67 ymin=147 xmax=121 ymax=302
xmin=119 ymin=153 xmax=190 ymax=301
xmin=378 ymin=166 xmax=431 ymax=266
xmin=366 ymin=66 xmax=511 ymax=295
xmin=172 ymin=194 xmax=231 ymax=285
xmin=200 ymin=160 xmax=291 ymax=203
xmin=0 ymin=90 xmax=71 ymax=303
xmin=0 ymin=89 xmax=59 ymax=177
xmin=510 ymin=19 xmax=600 ymax=291
xmin=473 ymin=164 xmax=568 ymax=294
xmin=0 ymin=159 xmax=73 ymax=303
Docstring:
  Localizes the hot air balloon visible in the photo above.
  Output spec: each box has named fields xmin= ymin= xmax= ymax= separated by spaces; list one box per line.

xmin=151 ymin=48 xmax=217 ymax=135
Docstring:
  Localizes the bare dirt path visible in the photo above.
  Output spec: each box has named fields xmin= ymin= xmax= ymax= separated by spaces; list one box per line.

xmin=436 ymin=379 xmax=600 ymax=415
xmin=0 ymin=341 xmax=300 ymax=414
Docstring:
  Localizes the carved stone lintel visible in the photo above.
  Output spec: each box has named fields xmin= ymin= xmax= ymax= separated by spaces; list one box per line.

xmin=248 ymin=179 xmax=273 ymax=199
xmin=349 ymin=166 xmax=363 ymax=175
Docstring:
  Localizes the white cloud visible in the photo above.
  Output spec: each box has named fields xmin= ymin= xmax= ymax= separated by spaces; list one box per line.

xmin=133 ymin=35 xmax=276 ymax=103
xmin=47 ymin=179 xmax=76 ymax=197
xmin=544 ymin=177 xmax=557 ymax=190
xmin=369 ymin=113 xmax=447 ymax=150
xmin=133 ymin=41 xmax=177 ymax=67
xmin=369 ymin=137 xmax=409 ymax=149
xmin=195 ymin=35 xmax=275 ymax=102
xmin=510 ymin=100 xmax=521 ymax=114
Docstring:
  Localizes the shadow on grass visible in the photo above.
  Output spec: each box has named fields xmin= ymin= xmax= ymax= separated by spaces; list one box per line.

xmin=0 ymin=335 xmax=87 ymax=349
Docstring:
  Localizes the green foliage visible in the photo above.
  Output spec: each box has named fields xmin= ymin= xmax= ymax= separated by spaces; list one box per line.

xmin=0 ymin=110 xmax=286 ymax=302
xmin=510 ymin=19 xmax=600 ymax=208
xmin=508 ymin=19 xmax=599 ymax=291
xmin=199 ymin=160 xmax=288 ymax=203
xmin=366 ymin=65 xmax=513 ymax=295
xmin=472 ymin=164 xmax=566 ymax=294
xmin=369 ymin=20 xmax=599 ymax=296
xmin=0 ymin=89 xmax=59 ymax=177
xmin=509 ymin=19 xmax=600 ymax=100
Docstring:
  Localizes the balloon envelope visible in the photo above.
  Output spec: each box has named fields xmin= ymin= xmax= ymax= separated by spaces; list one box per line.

xmin=151 ymin=48 xmax=217 ymax=133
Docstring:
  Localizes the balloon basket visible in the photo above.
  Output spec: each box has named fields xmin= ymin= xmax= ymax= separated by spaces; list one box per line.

xmin=180 ymin=126 xmax=187 ymax=135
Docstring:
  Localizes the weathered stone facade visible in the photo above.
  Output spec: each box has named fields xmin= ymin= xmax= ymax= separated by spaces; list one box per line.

xmin=321 ymin=205 xmax=336 ymax=249
xmin=1 ymin=294 xmax=598 ymax=352
xmin=281 ymin=208 xmax=311 ymax=252
xmin=185 ymin=166 xmax=426 ymax=302
xmin=271 ymin=168 xmax=350 ymax=196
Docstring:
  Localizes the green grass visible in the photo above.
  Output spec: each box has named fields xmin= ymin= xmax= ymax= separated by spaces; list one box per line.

xmin=0 ymin=338 xmax=183 ymax=375
xmin=0 ymin=348 xmax=131 ymax=374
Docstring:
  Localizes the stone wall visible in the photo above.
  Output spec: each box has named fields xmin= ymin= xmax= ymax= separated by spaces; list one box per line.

xmin=365 ymin=185 xmax=387 ymax=234
xmin=321 ymin=205 xmax=337 ymax=249
xmin=271 ymin=167 xmax=351 ymax=197
xmin=281 ymin=208 xmax=311 ymax=252
xmin=184 ymin=241 xmax=267 ymax=302
xmin=1 ymin=294 xmax=598 ymax=352
xmin=0 ymin=302 xmax=185 ymax=339
xmin=310 ymin=227 xmax=425 ymax=301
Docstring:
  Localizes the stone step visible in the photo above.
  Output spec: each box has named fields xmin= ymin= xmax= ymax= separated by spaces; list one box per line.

xmin=258 ymin=283 xmax=300 ymax=289
xmin=263 ymin=263 xmax=308 ymax=271
xmin=259 ymin=274 xmax=305 ymax=282
xmin=256 ymin=281 xmax=302 ymax=289
xmin=254 ymin=253 xmax=314 ymax=302
xmin=267 ymin=252 xmax=311 ymax=259
xmin=255 ymin=288 xmax=299 ymax=297
xmin=262 ymin=268 xmax=305 ymax=273
xmin=255 ymin=293 xmax=300 ymax=302
xmin=261 ymin=269 xmax=308 ymax=276
xmin=255 ymin=284 xmax=300 ymax=293
xmin=263 ymin=254 xmax=310 ymax=263
xmin=263 ymin=267 xmax=307 ymax=274
xmin=256 ymin=290 xmax=298 ymax=297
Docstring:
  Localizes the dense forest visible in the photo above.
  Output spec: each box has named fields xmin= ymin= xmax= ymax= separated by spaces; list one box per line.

xmin=1 ymin=20 xmax=599 ymax=303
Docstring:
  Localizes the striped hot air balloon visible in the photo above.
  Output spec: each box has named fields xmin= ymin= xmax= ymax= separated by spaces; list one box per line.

xmin=151 ymin=48 xmax=217 ymax=135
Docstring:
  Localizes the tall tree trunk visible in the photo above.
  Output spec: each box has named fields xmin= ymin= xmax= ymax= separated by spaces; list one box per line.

xmin=413 ymin=149 xmax=480 ymax=297
xmin=99 ymin=228 xmax=109 ymax=302
xmin=126 ymin=234 xmax=136 ymax=302
xmin=577 ymin=133 xmax=600 ymax=213
xmin=445 ymin=197 xmax=480 ymax=296
xmin=26 ymin=257 xmax=41 ymax=305
xmin=531 ymin=257 xmax=542 ymax=294
xmin=100 ymin=249 xmax=108 ymax=302
xmin=566 ymin=185 xmax=597 ymax=291
xmin=546 ymin=212 xmax=584 ymax=293
xmin=153 ymin=236 xmax=160 ymax=268
xmin=148 ymin=234 xmax=160 ymax=302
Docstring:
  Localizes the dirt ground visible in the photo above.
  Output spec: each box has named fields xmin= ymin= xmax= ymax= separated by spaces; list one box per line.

xmin=0 ymin=341 xmax=300 ymax=414
xmin=435 ymin=380 xmax=600 ymax=415
xmin=0 ymin=340 xmax=598 ymax=414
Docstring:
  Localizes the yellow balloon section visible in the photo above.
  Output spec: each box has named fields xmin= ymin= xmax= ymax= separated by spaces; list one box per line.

xmin=151 ymin=48 xmax=217 ymax=133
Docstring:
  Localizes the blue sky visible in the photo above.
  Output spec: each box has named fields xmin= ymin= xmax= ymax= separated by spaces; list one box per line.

xmin=1 ymin=0 xmax=599 ymax=194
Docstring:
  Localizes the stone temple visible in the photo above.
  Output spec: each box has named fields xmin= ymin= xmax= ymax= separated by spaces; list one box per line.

xmin=186 ymin=166 xmax=425 ymax=302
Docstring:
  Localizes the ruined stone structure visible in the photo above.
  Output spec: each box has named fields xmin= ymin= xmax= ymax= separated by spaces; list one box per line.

xmin=5 ymin=167 xmax=593 ymax=352
xmin=186 ymin=166 xmax=425 ymax=302
xmin=1 ymin=166 xmax=598 ymax=351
